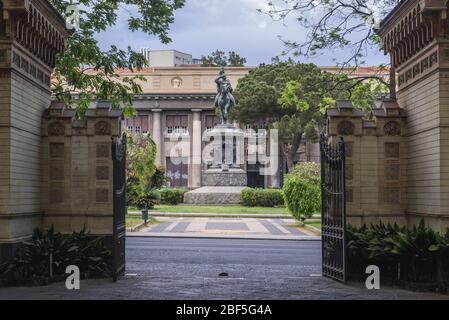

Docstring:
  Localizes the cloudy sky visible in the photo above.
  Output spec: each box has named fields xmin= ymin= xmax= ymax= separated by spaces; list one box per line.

xmin=96 ymin=0 xmax=389 ymax=67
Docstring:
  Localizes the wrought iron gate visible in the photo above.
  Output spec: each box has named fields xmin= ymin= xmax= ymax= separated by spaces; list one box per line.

xmin=112 ymin=134 xmax=127 ymax=282
xmin=320 ymin=134 xmax=347 ymax=282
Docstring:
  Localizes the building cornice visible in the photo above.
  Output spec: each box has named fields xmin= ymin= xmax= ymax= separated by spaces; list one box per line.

xmin=134 ymin=93 xmax=215 ymax=101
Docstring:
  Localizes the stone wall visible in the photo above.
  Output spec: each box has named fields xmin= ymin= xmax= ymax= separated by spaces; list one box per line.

xmin=377 ymin=0 xmax=449 ymax=232
xmin=41 ymin=101 xmax=123 ymax=235
xmin=0 ymin=0 xmax=69 ymax=260
xmin=327 ymin=100 xmax=407 ymax=227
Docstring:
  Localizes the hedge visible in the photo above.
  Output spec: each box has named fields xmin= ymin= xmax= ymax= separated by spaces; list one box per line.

xmin=241 ymin=188 xmax=284 ymax=207
xmin=158 ymin=188 xmax=189 ymax=205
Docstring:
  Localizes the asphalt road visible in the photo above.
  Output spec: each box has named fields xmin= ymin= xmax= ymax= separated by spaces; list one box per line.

xmin=0 ymin=237 xmax=447 ymax=300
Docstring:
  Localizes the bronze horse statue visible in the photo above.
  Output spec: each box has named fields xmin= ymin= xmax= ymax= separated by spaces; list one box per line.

xmin=214 ymin=68 xmax=236 ymax=125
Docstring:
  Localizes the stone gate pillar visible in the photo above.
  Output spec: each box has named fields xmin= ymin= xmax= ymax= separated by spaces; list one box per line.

xmin=0 ymin=1 xmax=69 ymax=260
xmin=327 ymin=100 xmax=407 ymax=227
xmin=42 ymin=101 xmax=123 ymax=235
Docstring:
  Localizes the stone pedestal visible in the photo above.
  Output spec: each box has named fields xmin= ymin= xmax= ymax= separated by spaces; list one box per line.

xmin=184 ymin=124 xmax=247 ymax=204
xmin=202 ymin=168 xmax=247 ymax=186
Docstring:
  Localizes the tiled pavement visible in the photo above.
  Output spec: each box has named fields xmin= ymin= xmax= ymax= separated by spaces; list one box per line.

xmin=131 ymin=217 xmax=319 ymax=240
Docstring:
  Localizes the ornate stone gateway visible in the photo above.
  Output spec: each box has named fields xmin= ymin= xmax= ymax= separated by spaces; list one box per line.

xmin=320 ymin=134 xmax=347 ymax=282
xmin=112 ymin=134 xmax=127 ymax=281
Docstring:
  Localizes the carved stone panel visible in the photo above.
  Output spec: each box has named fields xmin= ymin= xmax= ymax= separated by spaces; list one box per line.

xmin=50 ymin=185 xmax=64 ymax=204
xmin=48 ymin=122 xmax=65 ymax=136
xmin=337 ymin=120 xmax=355 ymax=135
xmin=385 ymin=143 xmax=400 ymax=158
xmin=0 ymin=49 xmax=6 ymax=63
xmin=345 ymin=142 xmax=353 ymax=158
xmin=96 ymin=188 xmax=109 ymax=203
xmin=346 ymin=164 xmax=354 ymax=181
xmin=50 ymin=165 xmax=64 ymax=181
xmin=385 ymin=164 xmax=400 ymax=181
xmin=383 ymin=121 xmax=401 ymax=136
xmin=384 ymin=187 xmax=400 ymax=204
xmin=346 ymin=189 xmax=353 ymax=203
xmin=50 ymin=143 xmax=64 ymax=158
xmin=96 ymin=144 xmax=110 ymax=158
xmin=96 ymin=166 xmax=109 ymax=180
xmin=95 ymin=121 xmax=111 ymax=135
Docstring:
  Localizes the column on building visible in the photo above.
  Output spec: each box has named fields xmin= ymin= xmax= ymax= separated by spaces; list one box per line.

xmin=152 ymin=109 xmax=163 ymax=166
xmin=191 ymin=109 xmax=202 ymax=188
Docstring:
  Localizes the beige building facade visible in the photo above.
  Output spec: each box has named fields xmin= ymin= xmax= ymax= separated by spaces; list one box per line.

xmin=0 ymin=0 xmax=70 ymax=259
xmin=122 ymin=66 xmax=388 ymax=189
xmin=326 ymin=0 xmax=449 ymax=232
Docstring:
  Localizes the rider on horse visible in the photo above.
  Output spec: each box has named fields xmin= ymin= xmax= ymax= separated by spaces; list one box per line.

xmin=215 ymin=68 xmax=236 ymax=125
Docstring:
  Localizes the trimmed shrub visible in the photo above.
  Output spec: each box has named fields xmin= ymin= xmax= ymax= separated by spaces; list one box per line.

xmin=241 ymin=188 xmax=284 ymax=207
xmin=158 ymin=188 xmax=189 ymax=205
xmin=282 ymin=162 xmax=321 ymax=221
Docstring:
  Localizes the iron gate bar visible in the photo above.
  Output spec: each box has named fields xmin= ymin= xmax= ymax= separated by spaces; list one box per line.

xmin=112 ymin=133 xmax=127 ymax=282
xmin=320 ymin=134 xmax=347 ymax=283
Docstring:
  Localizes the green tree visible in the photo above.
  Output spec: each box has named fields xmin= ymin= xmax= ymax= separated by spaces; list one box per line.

xmin=234 ymin=62 xmax=350 ymax=171
xmin=227 ymin=51 xmax=247 ymax=67
xmin=262 ymin=0 xmax=400 ymax=97
xmin=201 ymin=50 xmax=247 ymax=67
xmin=49 ymin=0 xmax=185 ymax=116
xmin=126 ymin=133 xmax=166 ymax=208
xmin=201 ymin=50 xmax=228 ymax=67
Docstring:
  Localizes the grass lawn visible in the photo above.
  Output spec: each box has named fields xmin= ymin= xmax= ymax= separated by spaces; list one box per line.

xmin=129 ymin=204 xmax=290 ymax=215
xmin=305 ymin=220 xmax=322 ymax=230
xmin=126 ymin=214 xmax=157 ymax=230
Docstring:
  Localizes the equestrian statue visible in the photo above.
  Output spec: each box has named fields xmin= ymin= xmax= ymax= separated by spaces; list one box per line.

xmin=214 ymin=68 xmax=236 ymax=125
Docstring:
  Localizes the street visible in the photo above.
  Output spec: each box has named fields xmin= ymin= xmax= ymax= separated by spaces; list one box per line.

xmin=1 ymin=237 xmax=448 ymax=300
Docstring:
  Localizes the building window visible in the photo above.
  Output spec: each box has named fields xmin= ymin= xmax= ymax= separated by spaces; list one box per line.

xmin=135 ymin=126 xmax=141 ymax=133
xmin=205 ymin=115 xmax=219 ymax=131
xmin=127 ymin=126 xmax=133 ymax=131
xmin=166 ymin=115 xmax=189 ymax=136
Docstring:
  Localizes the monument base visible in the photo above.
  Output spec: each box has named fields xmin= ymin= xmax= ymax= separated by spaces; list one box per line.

xmin=184 ymin=186 xmax=246 ymax=205
xmin=202 ymin=168 xmax=247 ymax=187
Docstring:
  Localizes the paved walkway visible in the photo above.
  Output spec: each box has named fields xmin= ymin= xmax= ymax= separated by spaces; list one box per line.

xmin=130 ymin=217 xmax=319 ymax=240
xmin=1 ymin=238 xmax=447 ymax=300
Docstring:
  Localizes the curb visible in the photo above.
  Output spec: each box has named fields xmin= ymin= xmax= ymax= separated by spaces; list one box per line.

xmin=127 ymin=232 xmax=321 ymax=242
xmin=302 ymin=224 xmax=322 ymax=236
xmin=127 ymin=221 xmax=152 ymax=232
xmin=128 ymin=211 xmax=294 ymax=219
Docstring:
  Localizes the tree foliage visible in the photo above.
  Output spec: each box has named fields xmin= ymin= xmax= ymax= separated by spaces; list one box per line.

xmin=262 ymin=0 xmax=400 ymax=96
xmin=234 ymin=63 xmax=349 ymax=170
xmin=233 ymin=62 xmax=387 ymax=170
xmin=201 ymin=50 xmax=247 ymax=67
xmin=126 ymin=133 xmax=165 ymax=208
xmin=262 ymin=0 xmax=400 ymax=67
xmin=49 ymin=0 xmax=185 ymax=116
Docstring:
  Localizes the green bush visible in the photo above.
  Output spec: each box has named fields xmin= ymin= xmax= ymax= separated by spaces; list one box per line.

xmin=241 ymin=188 xmax=284 ymax=207
xmin=347 ymin=220 xmax=449 ymax=287
xmin=0 ymin=227 xmax=112 ymax=287
xmin=133 ymin=190 xmax=160 ymax=209
xmin=127 ymin=166 xmax=166 ymax=209
xmin=158 ymin=188 xmax=189 ymax=205
xmin=281 ymin=162 xmax=321 ymax=221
